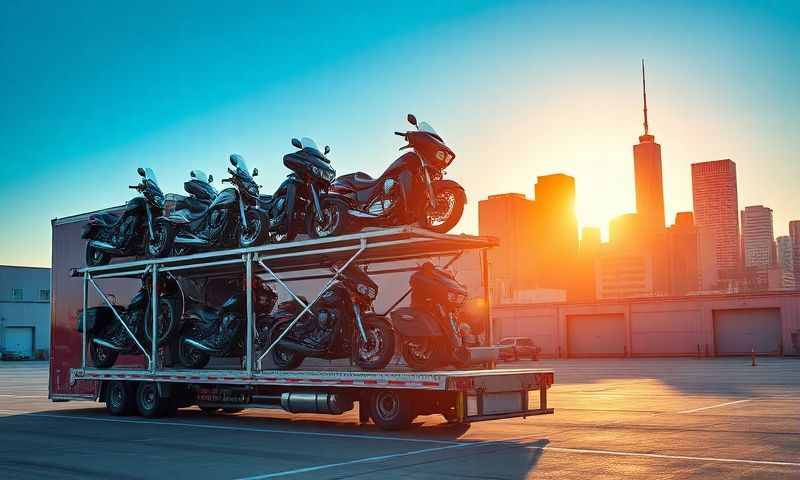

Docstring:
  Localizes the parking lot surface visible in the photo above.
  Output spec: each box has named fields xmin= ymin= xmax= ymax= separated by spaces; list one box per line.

xmin=0 ymin=358 xmax=798 ymax=479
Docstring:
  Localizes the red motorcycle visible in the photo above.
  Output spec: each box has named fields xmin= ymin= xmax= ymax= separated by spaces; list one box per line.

xmin=328 ymin=114 xmax=466 ymax=234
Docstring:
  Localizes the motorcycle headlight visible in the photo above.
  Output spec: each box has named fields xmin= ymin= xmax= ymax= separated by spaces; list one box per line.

xmin=357 ymin=283 xmax=377 ymax=300
xmin=447 ymin=291 xmax=467 ymax=305
xmin=323 ymin=168 xmax=336 ymax=182
xmin=246 ymin=183 xmax=259 ymax=197
xmin=152 ymin=193 xmax=165 ymax=208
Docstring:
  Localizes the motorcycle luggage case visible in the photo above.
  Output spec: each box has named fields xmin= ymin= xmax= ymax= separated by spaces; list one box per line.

xmin=75 ymin=306 xmax=117 ymax=334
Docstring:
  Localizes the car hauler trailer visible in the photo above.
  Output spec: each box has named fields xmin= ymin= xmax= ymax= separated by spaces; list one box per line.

xmin=50 ymin=211 xmax=554 ymax=430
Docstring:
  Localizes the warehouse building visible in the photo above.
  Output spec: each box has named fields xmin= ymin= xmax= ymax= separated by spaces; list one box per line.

xmin=494 ymin=291 xmax=800 ymax=358
xmin=0 ymin=266 xmax=51 ymax=359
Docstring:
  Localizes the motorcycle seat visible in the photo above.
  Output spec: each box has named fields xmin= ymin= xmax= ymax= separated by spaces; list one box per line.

xmin=335 ymin=171 xmax=379 ymax=190
xmin=90 ymin=212 xmax=120 ymax=227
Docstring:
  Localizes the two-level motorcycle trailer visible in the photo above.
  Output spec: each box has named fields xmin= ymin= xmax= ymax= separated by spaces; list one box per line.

xmin=50 ymin=213 xmax=554 ymax=430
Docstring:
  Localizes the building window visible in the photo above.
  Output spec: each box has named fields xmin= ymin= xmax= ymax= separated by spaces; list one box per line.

xmin=39 ymin=289 xmax=50 ymax=301
xmin=11 ymin=288 xmax=23 ymax=301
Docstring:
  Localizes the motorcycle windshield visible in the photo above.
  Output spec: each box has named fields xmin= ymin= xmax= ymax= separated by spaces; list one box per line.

xmin=418 ymin=121 xmax=439 ymax=137
xmin=190 ymin=170 xmax=210 ymax=184
xmin=142 ymin=168 xmax=163 ymax=197
xmin=231 ymin=154 xmax=254 ymax=182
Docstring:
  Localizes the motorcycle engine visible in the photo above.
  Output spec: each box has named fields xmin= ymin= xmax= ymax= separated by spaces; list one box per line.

xmin=112 ymin=216 xmax=138 ymax=246
xmin=294 ymin=307 xmax=339 ymax=350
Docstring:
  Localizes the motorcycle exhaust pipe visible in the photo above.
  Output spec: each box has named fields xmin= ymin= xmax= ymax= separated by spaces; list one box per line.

xmin=280 ymin=392 xmax=353 ymax=415
xmin=275 ymin=338 xmax=324 ymax=356
xmin=183 ymin=337 xmax=221 ymax=353
xmin=174 ymin=235 xmax=208 ymax=245
xmin=92 ymin=337 xmax=124 ymax=351
xmin=88 ymin=240 xmax=124 ymax=255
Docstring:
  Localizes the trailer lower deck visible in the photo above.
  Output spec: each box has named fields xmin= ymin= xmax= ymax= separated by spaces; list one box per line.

xmin=62 ymin=366 xmax=554 ymax=429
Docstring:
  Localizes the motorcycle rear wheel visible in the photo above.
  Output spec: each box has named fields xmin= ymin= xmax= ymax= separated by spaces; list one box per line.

xmin=269 ymin=324 xmax=305 ymax=370
xmin=401 ymin=337 xmax=442 ymax=371
xmin=177 ymin=335 xmax=210 ymax=369
xmin=143 ymin=298 xmax=179 ymax=346
xmin=86 ymin=244 xmax=111 ymax=267
xmin=90 ymin=341 xmax=119 ymax=369
xmin=422 ymin=182 xmax=465 ymax=234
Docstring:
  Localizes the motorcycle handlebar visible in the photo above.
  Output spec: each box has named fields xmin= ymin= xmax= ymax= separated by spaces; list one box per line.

xmin=221 ymin=178 xmax=232 ymax=184
xmin=394 ymin=131 xmax=406 ymax=137
xmin=128 ymin=185 xmax=140 ymax=190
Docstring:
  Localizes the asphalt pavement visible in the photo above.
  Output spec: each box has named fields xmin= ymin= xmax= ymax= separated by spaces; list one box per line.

xmin=1 ymin=357 xmax=798 ymax=479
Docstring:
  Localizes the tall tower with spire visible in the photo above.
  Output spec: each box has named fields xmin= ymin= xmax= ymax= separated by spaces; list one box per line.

xmin=633 ymin=60 xmax=666 ymax=230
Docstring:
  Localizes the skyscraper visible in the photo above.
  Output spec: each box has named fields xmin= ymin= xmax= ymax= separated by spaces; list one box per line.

xmin=478 ymin=193 xmax=537 ymax=302
xmin=741 ymin=205 xmax=775 ymax=268
xmin=777 ymin=235 xmax=795 ymax=289
xmin=633 ymin=60 xmax=666 ymax=230
xmin=532 ymin=174 xmax=578 ymax=292
xmin=691 ymin=159 xmax=740 ymax=282
xmin=789 ymin=220 xmax=800 ymax=287
xmin=667 ymin=212 xmax=700 ymax=295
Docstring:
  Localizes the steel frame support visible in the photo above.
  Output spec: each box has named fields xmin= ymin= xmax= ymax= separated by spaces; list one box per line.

xmin=255 ymin=238 xmax=368 ymax=370
xmin=481 ymin=248 xmax=495 ymax=369
xmin=245 ymin=253 xmax=254 ymax=375
xmin=81 ymin=272 xmax=88 ymax=370
xmin=150 ymin=263 xmax=159 ymax=372
xmin=86 ymin=274 xmax=152 ymax=367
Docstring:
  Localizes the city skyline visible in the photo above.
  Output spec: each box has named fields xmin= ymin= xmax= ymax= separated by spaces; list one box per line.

xmin=2 ymin=1 xmax=800 ymax=267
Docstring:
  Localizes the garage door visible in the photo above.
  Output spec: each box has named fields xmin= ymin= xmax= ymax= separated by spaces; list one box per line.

xmin=714 ymin=309 xmax=781 ymax=355
xmin=4 ymin=327 xmax=34 ymax=358
xmin=567 ymin=314 xmax=626 ymax=357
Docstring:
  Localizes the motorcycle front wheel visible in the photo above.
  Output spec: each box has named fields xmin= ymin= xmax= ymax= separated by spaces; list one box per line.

xmin=143 ymin=298 xmax=179 ymax=346
xmin=356 ymin=317 xmax=396 ymax=371
xmin=239 ymin=208 xmax=269 ymax=248
xmin=306 ymin=197 xmax=349 ymax=239
xmin=401 ymin=337 xmax=442 ymax=371
xmin=147 ymin=220 xmax=175 ymax=258
xmin=421 ymin=181 xmax=466 ymax=234
xmin=269 ymin=324 xmax=305 ymax=370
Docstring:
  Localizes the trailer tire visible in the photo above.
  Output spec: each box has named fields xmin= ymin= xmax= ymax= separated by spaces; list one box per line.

xmin=136 ymin=382 xmax=169 ymax=418
xmin=368 ymin=390 xmax=416 ymax=430
xmin=106 ymin=381 xmax=136 ymax=416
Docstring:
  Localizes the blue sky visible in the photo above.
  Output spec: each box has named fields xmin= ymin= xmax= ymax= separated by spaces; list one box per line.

xmin=2 ymin=0 xmax=799 ymax=267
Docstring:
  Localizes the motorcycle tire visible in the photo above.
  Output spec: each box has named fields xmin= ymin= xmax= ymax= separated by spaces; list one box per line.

xmin=306 ymin=197 xmax=349 ymax=239
xmin=143 ymin=297 xmax=179 ymax=346
xmin=239 ymin=208 xmax=269 ymax=248
xmin=86 ymin=244 xmax=111 ymax=267
xmin=147 ymin=219 xmax=175 ymax=258
xmin=269 ymin=323 xmax=304 ymax=370
xmin=421 ymin=181 xmax=466 ymax=234
xmin=401 ymin=337 xmax=442 ymax=371
xmin=177 ymin=335 xmax=210 ymax=369
xmin=355 ymin=316 xmax=396 ymax=371
xmin=90 ymin=341 xmax=119 ymax=369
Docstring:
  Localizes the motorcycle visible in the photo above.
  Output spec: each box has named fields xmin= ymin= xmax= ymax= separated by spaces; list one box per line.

xmin=268 ymin=263 xmax=395 ymax=371
xmin=328 ymin=114 xmax=466 ymax=234
xmin=166 ymin=170 xmax=218 ymax=255
xmin=258 ymin=137 xmax=348 ymax=242
xmin=390 ymin=262 xmax=485 ymax=370
xmin=82 ymin=167 xmax=166 ymax=266
xmin=173 ymin=276 xmax=279 ymax=369
xmin=156 ymin=154 xmax=269 ymax=256
xmin=77 ymin=274 xmax=182 ymax=369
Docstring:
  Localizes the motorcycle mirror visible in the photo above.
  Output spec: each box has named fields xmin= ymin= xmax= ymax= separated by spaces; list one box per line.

xmin=230 ymin=154 xmax=239 ymax=166
xmin=252 ymin=168 xmax=258 ymax=177
xmin=291 ymin=138 xmax=303 ymax=149
xmin=137 ymin=167 xmax=146 ymax=177
xmin=208 ymin=174 xmax=213 ymax=183
xmin=190 ymin=171 xmax=196 ymax=178
xmin=407 ymin=114 xmax=417 ymax=126
xmin=324 ymin=145 xmax=330 ymax=155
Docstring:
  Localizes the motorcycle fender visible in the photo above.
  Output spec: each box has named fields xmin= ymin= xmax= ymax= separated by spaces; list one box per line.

xmin=320 ymin=191 xmax=356 ymax=208
xmin=389 ymin=307 xmax=442 ymax=337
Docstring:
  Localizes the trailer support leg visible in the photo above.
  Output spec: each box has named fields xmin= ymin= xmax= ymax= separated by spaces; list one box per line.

xmin=151 ymin=263 xmax=159 ymax=372
xmin=245 ymin=253 xmax=254 ymax=375
xmin=82 ymin=272 xmax=88 ymax=370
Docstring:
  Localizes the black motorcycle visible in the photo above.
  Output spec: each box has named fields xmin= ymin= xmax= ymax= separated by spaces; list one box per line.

xmin=157 ymin=154 xmax=268 ymax=256
xmin=77 ymin=275 xmax=181 ymax=369
xmin=82 ymin=167 xmax=166 ymax=266
xmin=390 ymin=262 xmax=485 ymax=370
xmin=268 ymin=263 xmax=395 ymax=371
xmin=327 ymin=114 xmax=466 ymax=234
xmin=174 ymin=276 xmax=278 ymax=369
xmin=258 ymin=137 xmax=348 ymax=242
xmin=166 ymin=170 xmax=218 ymax=255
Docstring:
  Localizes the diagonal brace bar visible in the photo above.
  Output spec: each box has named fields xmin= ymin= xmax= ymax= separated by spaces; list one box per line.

xmin=255 ymin=238 xmax=367 ymax=370
xmin=87 ymin=276 xmax=152 ymax=366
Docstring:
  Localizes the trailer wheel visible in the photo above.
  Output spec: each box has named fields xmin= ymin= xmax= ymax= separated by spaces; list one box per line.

xmin=106 ymin=381 xmax=136 ymax=416
xmin=136 ymin=382 xmax=169 ymax=418
xmin=368 ymin=390 xmax=416 ymax=430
